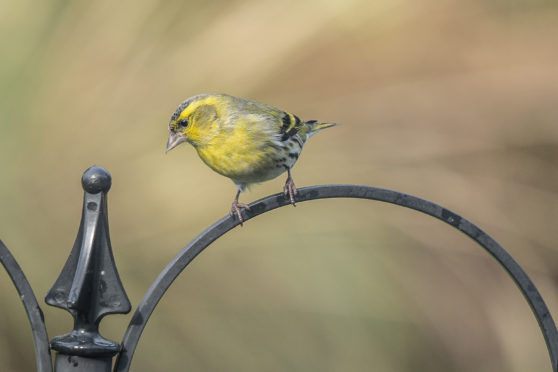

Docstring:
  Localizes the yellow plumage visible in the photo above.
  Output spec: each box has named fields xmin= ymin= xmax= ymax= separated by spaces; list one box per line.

xmin=166 ymin=93 xmax=336 ymax=223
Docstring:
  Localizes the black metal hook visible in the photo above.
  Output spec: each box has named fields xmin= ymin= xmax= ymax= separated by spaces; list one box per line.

xmin=114 ymin=185 xmax=558 ymax=372
xmin=0 ymin=240 xmax=52 ymax=372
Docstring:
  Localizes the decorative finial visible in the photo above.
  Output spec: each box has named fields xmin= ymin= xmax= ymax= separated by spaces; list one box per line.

xmin=81 ymin=165 xmax=111 ymax=194
xmin=46 ymin=166 xmax=130 ymax=357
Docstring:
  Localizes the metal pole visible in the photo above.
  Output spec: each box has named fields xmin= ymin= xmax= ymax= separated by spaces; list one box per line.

xmin=54 ymin=355 xmax=111 ymax=372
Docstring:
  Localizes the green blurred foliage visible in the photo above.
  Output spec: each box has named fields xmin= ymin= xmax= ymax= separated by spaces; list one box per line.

xmin=1 ymin=0 xmax=558 ymax=371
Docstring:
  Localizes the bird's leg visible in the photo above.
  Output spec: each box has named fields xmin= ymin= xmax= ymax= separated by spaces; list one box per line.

xmin=283 ymin=168 xmax=297 ymax=206
xmin=230 ymin=190 xmax=251 ymax=225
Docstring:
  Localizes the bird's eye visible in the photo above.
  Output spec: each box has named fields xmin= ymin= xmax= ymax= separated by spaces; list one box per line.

xmin=178 ymin=118 xmax=188 ymax=128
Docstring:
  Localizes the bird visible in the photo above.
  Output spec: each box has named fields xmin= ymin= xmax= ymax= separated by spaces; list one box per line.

xmin=166 ymin=93 xmax=336 ymax=224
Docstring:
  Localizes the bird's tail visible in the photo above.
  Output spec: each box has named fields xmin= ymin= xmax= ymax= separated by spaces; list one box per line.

xmin=305 ymin=120 xmax=338 ymax=137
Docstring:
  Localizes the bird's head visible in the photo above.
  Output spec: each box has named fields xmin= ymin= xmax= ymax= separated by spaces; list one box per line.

xmin=166 ymin=94 xmax=221 ymax=152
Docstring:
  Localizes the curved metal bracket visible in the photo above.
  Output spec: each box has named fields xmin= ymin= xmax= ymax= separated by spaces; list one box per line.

xmin=114 ymin=184 xmax=558 ymax=372
xmin=0 ymin=240 xmax=53 ymax=372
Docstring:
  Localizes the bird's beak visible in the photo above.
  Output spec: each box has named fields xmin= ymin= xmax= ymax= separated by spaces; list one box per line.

xmin=166 ymin=132 xmax=187 ymax=153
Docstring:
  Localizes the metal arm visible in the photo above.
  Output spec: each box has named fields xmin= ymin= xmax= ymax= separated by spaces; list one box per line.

xmin=114 ymin=185 xmax=558 ymax=372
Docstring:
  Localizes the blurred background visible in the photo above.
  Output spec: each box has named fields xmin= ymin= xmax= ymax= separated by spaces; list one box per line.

xmin=1 ymin=0 xmax=557 ymax=371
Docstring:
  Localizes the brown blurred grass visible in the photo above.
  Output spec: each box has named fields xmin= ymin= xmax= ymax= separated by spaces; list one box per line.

xmin=1 ymin=0 xmax=558 ymax=371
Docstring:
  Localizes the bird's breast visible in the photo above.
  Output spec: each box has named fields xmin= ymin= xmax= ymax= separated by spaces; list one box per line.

xmin=195 ymin=127 xmax=301 ymax=184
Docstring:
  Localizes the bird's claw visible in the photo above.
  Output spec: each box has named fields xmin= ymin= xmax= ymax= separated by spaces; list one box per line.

xmin=231 ymin=201 xmax=251 ymax=225
xmin=283 ymin=177 xmax=297 ymax=206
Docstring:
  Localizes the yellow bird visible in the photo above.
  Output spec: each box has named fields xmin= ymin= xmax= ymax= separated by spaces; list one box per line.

xmin=166 ymin=93 xmax=336 ymax=223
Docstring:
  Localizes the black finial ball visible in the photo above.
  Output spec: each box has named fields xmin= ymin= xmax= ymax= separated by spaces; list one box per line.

xmin=82 ymin=166 xmax=112 ymax=194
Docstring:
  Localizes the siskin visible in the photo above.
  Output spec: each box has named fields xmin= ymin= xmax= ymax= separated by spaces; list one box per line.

xmin=166 ymin=93 xmax=336 ymax=223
